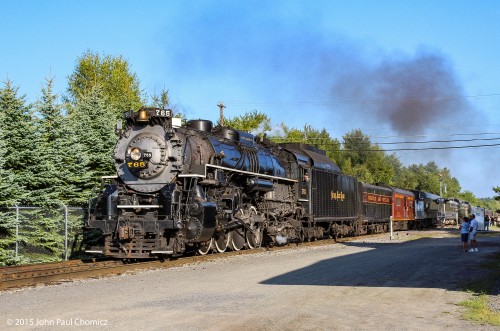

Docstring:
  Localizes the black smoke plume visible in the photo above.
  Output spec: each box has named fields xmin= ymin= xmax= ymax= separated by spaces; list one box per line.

xmin=330 ymin=50 xmax=472 ymax=135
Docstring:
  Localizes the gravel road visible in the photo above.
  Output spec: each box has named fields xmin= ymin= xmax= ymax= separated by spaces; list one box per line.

xmin=2 ymin=229 xmax=499 ymax=331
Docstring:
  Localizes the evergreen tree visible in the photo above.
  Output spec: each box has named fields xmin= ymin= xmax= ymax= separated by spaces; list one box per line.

xmin=0 ymin=105 xmax=22 ymax=265
xmin=0 ymin=109 xmax=20 ymax=206
xmin=58 ymin=118 xmax=93 ymax=205
xmin=70 ymin=84 xmax=116 ymax=197
xmin=0 ymin=80 xmax=36 ymax=264
xmin=0 ymin=80 xmax=36 ymax=204
xmin=149 ymin=88 xmax=171 ymax=109
xmin=34 ymin=77 xmax=91 ymax=205
xmin=30 ymin=77 xmax=65 ymax=206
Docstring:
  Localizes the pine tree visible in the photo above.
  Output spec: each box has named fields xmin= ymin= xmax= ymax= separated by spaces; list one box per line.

xmin=0 ymin=80 xmax=34 ymax=203
xmin=0 ymin=81 xmax=31 ymax=264
xmin=149 ymin=88 xmax=171 ymax=109
xmin=0 ymin=80 xmax=69 ymax=262
xmin=0 ymin=109 xmax=20 ymax=206
xmin=69 ymin=84 xmax=117 ymax=198
xmin=30 ymin=77 xmax=65 ymax=207
xmin=0 ymin=106 xmax=22 ymax=265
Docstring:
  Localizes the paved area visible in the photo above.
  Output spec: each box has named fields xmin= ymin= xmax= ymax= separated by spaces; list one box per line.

xmin=1 ymin=230 xmax=499 ymax=330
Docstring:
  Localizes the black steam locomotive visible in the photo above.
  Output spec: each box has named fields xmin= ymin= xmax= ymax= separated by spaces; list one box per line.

xmin=86 ymin=107 xmax=375 ymax=259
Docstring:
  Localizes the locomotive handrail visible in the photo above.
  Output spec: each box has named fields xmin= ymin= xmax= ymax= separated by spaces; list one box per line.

xmin=206 ymin=164 xmax=298 ymax=183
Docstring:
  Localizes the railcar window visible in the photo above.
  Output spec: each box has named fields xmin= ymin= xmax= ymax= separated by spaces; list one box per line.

xmin=396 ymin=198 xmax=401 ymax=206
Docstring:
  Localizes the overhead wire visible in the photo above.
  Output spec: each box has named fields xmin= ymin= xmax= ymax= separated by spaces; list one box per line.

xmin=337 ymin=143 xmax=500 ymax=152
xmin=271 ymin=136 xmax=500 ymax=144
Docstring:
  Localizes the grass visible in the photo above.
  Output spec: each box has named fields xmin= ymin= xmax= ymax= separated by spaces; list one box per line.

xmin=458 ymin=251 xmax=500 ymax=326
xmin=459 ymin=295 xmax=500 ymax=326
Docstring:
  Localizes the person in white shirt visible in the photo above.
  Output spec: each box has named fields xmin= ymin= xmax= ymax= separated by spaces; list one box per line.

xmin=469 ymin=214 xmax=479 ymax=252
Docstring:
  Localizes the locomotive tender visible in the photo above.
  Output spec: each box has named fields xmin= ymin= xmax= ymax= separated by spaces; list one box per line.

xmin=84 ymin=107 xmax=474 ymax=259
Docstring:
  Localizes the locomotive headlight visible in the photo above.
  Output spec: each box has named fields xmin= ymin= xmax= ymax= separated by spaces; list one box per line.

xmin=130 ymin=147 xmax=142 ymax=161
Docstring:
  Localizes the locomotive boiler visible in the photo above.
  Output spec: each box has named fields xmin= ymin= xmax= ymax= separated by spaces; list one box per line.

xmin=86 ymin=108 xmax=365 ymax=259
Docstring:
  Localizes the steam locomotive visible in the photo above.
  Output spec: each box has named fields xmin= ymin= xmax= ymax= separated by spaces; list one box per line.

xmin=84 ymin=107 xmax=478 ymax=259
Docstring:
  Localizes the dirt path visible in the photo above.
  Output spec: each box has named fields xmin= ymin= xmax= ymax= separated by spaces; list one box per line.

xmin=2 ymin=230 xmax=499 ymax=330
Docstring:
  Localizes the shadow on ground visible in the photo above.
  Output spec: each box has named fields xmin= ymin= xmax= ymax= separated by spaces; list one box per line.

xmin=260 ymin=234 xmax=500 ymax=291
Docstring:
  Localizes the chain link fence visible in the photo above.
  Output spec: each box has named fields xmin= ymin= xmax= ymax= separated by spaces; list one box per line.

xmin=0 ymin=205 xmax=87 ymax=266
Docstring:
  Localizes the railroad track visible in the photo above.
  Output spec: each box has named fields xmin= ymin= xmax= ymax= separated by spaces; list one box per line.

xmin=0 ymin=234 xmax=406 ymax=291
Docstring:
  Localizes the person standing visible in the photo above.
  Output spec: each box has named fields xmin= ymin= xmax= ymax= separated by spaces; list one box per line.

xmin=484 ymin=215 xmax=490 ymax=231
xmin=460 ymin=216 xmax=471 ymax=252
xmin=469 ymin=214 xmax=479 ymax=252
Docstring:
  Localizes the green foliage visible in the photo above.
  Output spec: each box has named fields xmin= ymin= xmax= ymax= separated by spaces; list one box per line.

xmin=439 ymin=167 xmax=461 ymax=197
xmin=69 ymin=84 xmax=116 ymax=197
xmin=458 ymin=191 xmax=479 ymax=206
xmin=0 ymin=208 xmax=85 ymax=266
xmin=339 ymin=130 xmax=395 ymax=185
xmin=148 ymin=87 xmax=171 ymax=109
xmin=0 ymin=80 xmax=36 ymax=204
xmin=273 ymin=123 xmax=343 ymax=163
xmin=30 ymin=77 xmax=66 ymax=206
xmin=67 ymin=50 xmax=143 ymax=118
xmin=40 ymin=78 xmax=92 ymax=205
xmin=223 ymin=110 xmax=272 ymax=134
xmin=342 ymin=129 xmax=372 ymax=165
xmin=18 ymin=210 xmax=63 ymax=258
xmin=459 ymin=295 xmax=500 ymax=326
xmin=479 ymin=197 xmax=500 ymax=213
xmin=400 ymin=162 xmax=462 ymax=197
xmin=0 ymin=81 xmax=28 ymax=264
xmin=0 ymin=207 xmax=16 ymax=266
xmin=458 ymin=252 xmax=500 ymax=326
xmin=494 ymin=186 xmax=500 ymax=202
xmin=0 ymin=106 xmax=20 ymax=207
xmin=350 ymin=164 xmax=374 ymax=183
xmin=387 ymin=154 xmax=417 ymax=188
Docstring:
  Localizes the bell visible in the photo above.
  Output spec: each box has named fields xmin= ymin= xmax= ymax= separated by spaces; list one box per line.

xmin=137 ymin=109 xmax=148 ymax=121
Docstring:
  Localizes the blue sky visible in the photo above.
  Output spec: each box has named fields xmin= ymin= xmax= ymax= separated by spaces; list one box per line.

xmin=1 ymin=0 xmax=499 ymax=198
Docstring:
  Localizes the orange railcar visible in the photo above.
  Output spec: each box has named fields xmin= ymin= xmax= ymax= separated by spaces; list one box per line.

xmin=391 ymin=188 xmax=415 ymax=230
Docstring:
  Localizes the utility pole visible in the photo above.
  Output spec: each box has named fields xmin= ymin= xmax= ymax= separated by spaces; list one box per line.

xmin=217 ymin=102 xmax=226 ymax=127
